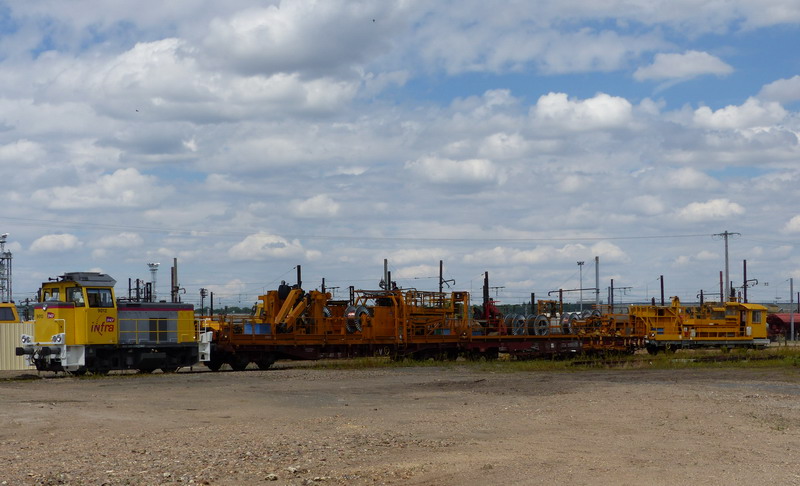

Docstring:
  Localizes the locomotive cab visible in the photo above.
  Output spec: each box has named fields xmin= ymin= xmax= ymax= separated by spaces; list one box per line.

xmin=18 ymin=272 xmax=118 ymax=372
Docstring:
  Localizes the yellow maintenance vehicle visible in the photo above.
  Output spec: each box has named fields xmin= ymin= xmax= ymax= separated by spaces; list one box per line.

xmin=16 ymin=272 xmax=210 ymax=374
xmin=0 ymin=301 xmax=19 ymax=323
xmin=631 ymin=297 xmax=769 ymax=354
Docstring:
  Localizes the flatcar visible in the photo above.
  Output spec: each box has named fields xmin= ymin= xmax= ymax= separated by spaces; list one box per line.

xmin=16 ymin=272 xmax=211 ymax=374
xmin=203 ymin=274 xmax=642 ymax=371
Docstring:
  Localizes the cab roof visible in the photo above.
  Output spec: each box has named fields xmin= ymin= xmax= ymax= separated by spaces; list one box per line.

xmin=46 ymin=272 xmax=117 ymax=288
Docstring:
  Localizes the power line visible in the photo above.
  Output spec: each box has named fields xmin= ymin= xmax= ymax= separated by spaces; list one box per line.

xmin=0 ymin=216 xmax=714 ymax=243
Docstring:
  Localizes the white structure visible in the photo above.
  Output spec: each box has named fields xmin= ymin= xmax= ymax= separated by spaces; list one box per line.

xmin=148 ymin=262 xmax=160 ymax=301
xmin=0 ymin=233 xmax=11 ymax=302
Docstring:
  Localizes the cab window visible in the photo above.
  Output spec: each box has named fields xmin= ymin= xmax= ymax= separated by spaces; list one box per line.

xmin=0 ymin=306 xmax=16 ymax=321
xmin=44 ymin=289 xmax=60 ymax=301
xmin=751 ymin=310 xmax=762 ymax=323
xmin=68 ymin=287 xmax=85 ymax=306
xmin=86 ymin=288 xmax=114 ymax=308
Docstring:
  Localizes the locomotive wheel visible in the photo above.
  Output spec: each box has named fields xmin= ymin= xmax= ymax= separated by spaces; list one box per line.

xmin=161 ymin=366 xmax=179 ymax=373
xmin=138 ymin=367 xmax=156 ymax=374
xmin=70 ymin=367 xmax=88 ymax=376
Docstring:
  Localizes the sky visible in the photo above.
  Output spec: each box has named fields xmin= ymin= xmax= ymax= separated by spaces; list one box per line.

xmin=1 ymin=0 xmax=799 ymax=310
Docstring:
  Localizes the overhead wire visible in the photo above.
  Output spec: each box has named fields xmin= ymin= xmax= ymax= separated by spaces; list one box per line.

xmin=0 ymin=215 xmax=718 ymax=243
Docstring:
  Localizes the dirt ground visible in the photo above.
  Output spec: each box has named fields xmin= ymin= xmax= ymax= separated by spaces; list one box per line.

xmin=1 ymin=363 xmax=799 ymax=486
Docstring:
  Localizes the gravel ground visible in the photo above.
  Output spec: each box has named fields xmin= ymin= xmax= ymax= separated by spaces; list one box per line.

xmin=1 ymin=364 xmax=799 ymax=485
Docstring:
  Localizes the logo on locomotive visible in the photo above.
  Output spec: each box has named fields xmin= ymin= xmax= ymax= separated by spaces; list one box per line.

xmin=91 ymin=317 xmax=116 ymax=335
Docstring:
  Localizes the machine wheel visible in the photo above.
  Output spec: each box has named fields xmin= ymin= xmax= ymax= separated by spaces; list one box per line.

xmin=256 ymin=354 xmax=275 ymax=370
xmin=204 ymin=359 xmax=223 ymax=372
xmin=256 ymin=359 xmax=274 ymax=370
xmin=138 ymin=368 xmax=156 ymax=374
xmin=70 ymin=367 xmax=88 ymax=376
xmin=229 ymin=355 xmax=249 ymax=371
xmin=161 ymin=366 xmax=179 ymax=373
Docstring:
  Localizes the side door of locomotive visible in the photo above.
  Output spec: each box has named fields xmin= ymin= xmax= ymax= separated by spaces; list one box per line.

xmin=85 ymin=287 xmax=118 ymax=345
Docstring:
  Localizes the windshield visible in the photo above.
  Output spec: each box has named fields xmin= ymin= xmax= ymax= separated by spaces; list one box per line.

xmin=86 ymin=288 xmax=114 ymax=308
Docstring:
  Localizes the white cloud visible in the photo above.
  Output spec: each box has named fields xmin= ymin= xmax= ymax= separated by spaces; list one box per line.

xmin=693 ymin=97 xmax=787 ymax=129
xmin=478 ymin=132 xmax=530 ymax=160
xmin=695 ymin=250 xmax=718 ymax=261
xmin=329 ymin=166 xmax=368 ymax=176
xmin=228 ymin=232 xmax=319 ymax=261
xmin=393 ymin=264 xmax=438 ymax=279
xmin=675 ymin=199 xmax=745 ymax=222
xmin=464 ymin=242 xmax=628 ymax=266
xmin=201 ymin=3 xmax=398 ymax=77
xmin=290 ymin=194 xmax=341 ymax=218
xmin=672 ymin=250 xmax=719 ymax=267
xmin=30 ymin=234 xmax=82 ymax=254
xmin=784 ymin=215 xmax=800 ymax=233
xmin=758 ymin=75 xmax=800 ymax=103
xmin=673 ymin=255 xmax=691 ymax=266
xmin=30 ymin=168 xmax=172 ymax=210
xmin=634 ymin=51 xmax=733 ymax=81
xmin=92 ymin=232 xmax=144 ymax=249
xmin=405 ymin=156 xmax=505 ymax=185
xmin=626 ymin=195 xmax=665 ymax=216
xmin=2 ymin=2 xmax=800 ymax=305
xmin=388 ymin=248 xmax=449 ymax=266
xmin=0 ymin=139 xmax=47 ymax=167
xmin=203 ymin=174 xmax=249 ymax=192
xmin=589 ymin=241 xmax=630 ymax=263
xmin=664 ymin=168 xmax=720 ymax=190
xmin=532 ymin=92 xmax=633 ymax=130
xmin=558 ymin=175 xmax=588 ymax=193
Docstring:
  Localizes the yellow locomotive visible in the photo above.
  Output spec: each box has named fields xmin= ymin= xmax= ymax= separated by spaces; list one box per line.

xmin=16 ymin=272 xmax=210 ymax=374
xmin=631 ymin=297 xmax=769 ymax=354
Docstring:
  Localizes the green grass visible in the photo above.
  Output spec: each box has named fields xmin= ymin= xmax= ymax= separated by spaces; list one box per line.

xmin=302 ymin=348 xmax=800 ymax=372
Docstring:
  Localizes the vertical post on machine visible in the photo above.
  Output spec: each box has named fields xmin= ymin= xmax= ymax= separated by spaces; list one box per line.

xmin=790 ymin=278 xmax=795 ymax=342
xmin=483 ymin=272 xmax=490 ymax=320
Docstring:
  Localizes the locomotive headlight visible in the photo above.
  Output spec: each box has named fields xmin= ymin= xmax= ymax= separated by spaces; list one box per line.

xmin=51 ymin=333 xmax=65 ymax=344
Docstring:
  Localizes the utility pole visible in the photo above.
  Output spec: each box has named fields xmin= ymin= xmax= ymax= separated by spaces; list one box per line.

xmin=200 ymin=288 xmax=208 ymax=315
xmin=713 ymin=231 xmax=740 ymax=302
xmin=594 ymin=256 xmax=600 ymax=307
xmin=577 ymin=261 xmax=585 ymax=312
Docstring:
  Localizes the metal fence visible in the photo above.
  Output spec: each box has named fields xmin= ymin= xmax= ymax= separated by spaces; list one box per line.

xmin=0 ymin=322 xmax=34 ymax=370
